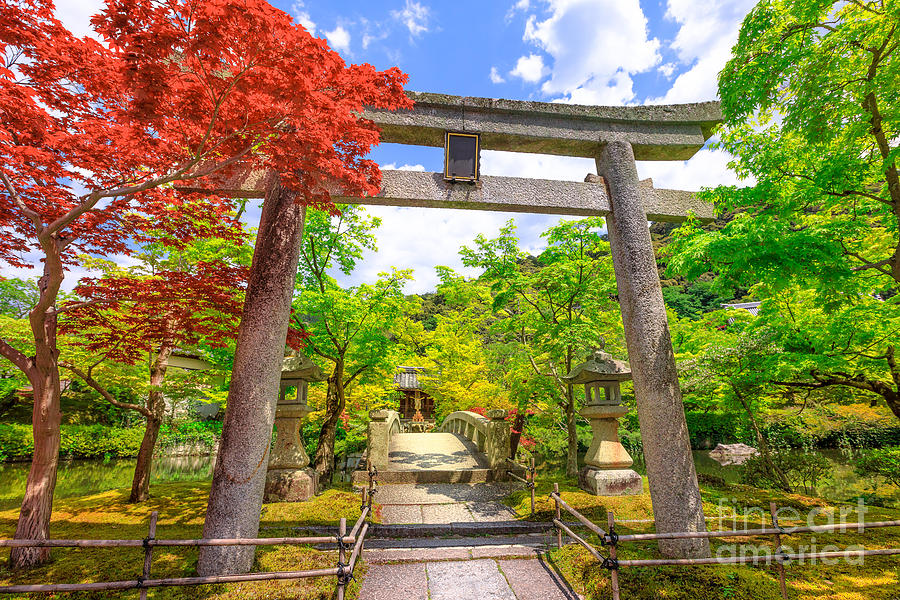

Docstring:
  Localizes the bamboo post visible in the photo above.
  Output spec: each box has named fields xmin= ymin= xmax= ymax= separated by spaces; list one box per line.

xmin=336 ymin=518 xmax=347 ymax=600
xmin=770 ymin=502 xmax=789 ymax=600
xmin=607 ymin=511 xmax=620 ymax=600
xmin=139 ymin=511 xmax=158 ymax=600
xmin=367 ymin=466 xmax=376 ymax=514
xmin=530 ymin=457 xmax=536 ymax=516
xmin=553 ymin=483 xmax=562 ymax=550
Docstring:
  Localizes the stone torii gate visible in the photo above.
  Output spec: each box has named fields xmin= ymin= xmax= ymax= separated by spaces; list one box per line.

xmin=191 ymin=92 xmax=718 ymax=571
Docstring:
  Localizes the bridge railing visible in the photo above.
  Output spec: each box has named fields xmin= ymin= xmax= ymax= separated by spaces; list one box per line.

xmin=440 ymin=410 xmax=510 ymax=470
xmin=366 ymin=409 xmax=401 ymax=471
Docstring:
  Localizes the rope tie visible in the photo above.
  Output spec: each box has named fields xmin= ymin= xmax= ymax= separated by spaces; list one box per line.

xmin=335 ymin=534 xmax=350 ymax=552
xmin=336 ymin=561 xmax=355 ymax=586
xmin=600 ymin=556 xmax=619 ymax=570
xmin=602 ymin=528 xmax=618 ymax=547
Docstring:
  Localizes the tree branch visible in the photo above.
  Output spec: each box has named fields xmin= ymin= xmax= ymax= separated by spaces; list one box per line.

xmin=63 ymin=363 xmax=151 ymax=417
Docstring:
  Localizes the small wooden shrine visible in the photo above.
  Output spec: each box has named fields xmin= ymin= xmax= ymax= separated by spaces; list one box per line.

xmin=394 ymin=366 xmax=434 ymax=423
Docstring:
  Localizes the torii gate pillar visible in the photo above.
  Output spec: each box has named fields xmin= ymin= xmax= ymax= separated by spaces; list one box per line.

xmin=598 ymin=141 xmax=709 ymax=558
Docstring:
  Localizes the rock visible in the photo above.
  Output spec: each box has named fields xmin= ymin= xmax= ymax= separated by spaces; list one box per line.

xmin=708 ymin=443 xmax=759 ymax=466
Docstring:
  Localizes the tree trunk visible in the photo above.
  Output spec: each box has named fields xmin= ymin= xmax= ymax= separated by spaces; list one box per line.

xmin=130 ymin=344 xmax=174 ymax=503
xmin=11 ymin=366 xmax=60 ymax=569
xmin=598 ymin=141 xmax=709 ymax=558
xmin=509 ymin=410 xmax=526 ymax=457
xmin=733 ymin=386 xmax=792 ymax=493
xmin=11 ymin=247 xmax=64 ymax=569
xmin=565 ymin=383 xmax=578 ymax=478
xmin=198 ymin=178 xmax=306 ymax=576
xmin=313 ymin=360 xmax=345 ymax=483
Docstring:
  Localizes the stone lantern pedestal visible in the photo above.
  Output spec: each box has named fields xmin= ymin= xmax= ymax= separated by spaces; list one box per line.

xmin=579 ymin=403 xmax=642 ymax=496
xmin=264 ymin=353 xmax=325 ymax=503
xmin=564 ymin=347 xmax=642 ymax=496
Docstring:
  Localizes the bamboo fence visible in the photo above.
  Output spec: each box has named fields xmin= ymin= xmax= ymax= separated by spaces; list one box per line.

xmin=0 ymin=465 xmax=379 ymax=597
xmin=549 ymin=489 xmax=900 ymax=600
xmin=506 ymin=457 xmax=536 ymax=515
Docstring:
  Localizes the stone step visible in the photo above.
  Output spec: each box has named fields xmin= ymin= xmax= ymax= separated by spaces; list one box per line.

xmin=372 ymin=520 xmax=553 ymax=538
xmin=356 ymin=543 xmax=548 ymax=564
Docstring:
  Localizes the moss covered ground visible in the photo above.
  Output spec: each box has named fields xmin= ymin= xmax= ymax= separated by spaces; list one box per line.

xmin=505 ymin=476 xmax=900 ymax=599
xmin=0 ymin=482 xmax=373 ymax=600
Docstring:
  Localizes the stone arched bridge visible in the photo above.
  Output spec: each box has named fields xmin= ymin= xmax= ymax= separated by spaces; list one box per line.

xmin=354 ymin=409 xmax=519 ymax=484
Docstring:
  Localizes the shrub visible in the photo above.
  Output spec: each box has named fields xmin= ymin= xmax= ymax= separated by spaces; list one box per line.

xmin=739 ymin=450 xmax=833 ymax=495
xmin=0 ymin=422 xmax=223 ymax=461
xmin=855 ymin=447 xmax=900 ymax=488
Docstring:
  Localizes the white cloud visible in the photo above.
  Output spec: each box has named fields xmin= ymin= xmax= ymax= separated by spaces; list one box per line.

xmin=505 ymin=0 xmax=531 ymax=21
xmin=292 ymin=1 xmax=317 ymax=36
xmin=381 ymin=163 xmax=427 ymax=171
xmin=650 ymin=0 xmax=756 ymax=104
xmin=54 ymin=0 xmax=103 ymax=39
xmin=636 ymin=144 xmax=749 ymax=191
xmin=658 ymin=62 xmax=676 ymax=79
xmin=325 ymin=26 xmax=351 ymax=54
xmin=521 ymin=0 xmax=660 ymax=105
xmin=510 ymin=54 xmax=546 ymax=83
xmin=489 ymin=67 xmax=506 ymax=84
xmin=392 ymin=0 xmax=432 ymax=38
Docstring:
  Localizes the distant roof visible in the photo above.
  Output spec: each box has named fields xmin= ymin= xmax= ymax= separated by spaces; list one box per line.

xmin=721 ymin=301 xmax=761 ymax=316
xmin=394 ymin=366 xmax=428 ymax=390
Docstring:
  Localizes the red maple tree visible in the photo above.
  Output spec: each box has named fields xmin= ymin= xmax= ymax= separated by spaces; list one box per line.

xmin=62 ymin=258 xmax=247 ymax=504
xmin=1 ymin=0 xmax=410 ymax=568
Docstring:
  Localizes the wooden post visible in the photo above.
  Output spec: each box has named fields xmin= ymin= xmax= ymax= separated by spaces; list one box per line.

xmin=554 ymin=483 xmax=562 ymax=550
xmin=607 ymin=511 xmax=620 ymax=600
xmin=530 ymin=457 xmax=536 ymax=516
xmin=769 ymin=502 xmax=789 ymax=600
xmin=139 ymin=511 xmax=158 ymax=600
xmin=336 ymin=518 xmax=347 ymax=600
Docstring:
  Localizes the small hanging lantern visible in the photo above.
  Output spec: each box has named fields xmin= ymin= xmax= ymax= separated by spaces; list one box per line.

xmin=444 ymin=131 xmax=480 ymax=182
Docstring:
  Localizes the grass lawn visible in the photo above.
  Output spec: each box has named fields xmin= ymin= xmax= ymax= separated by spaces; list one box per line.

xmin=0 ymin=482 xmax=373 ymax=600
xmin=505 ymin=476 xmax=900 ymax=599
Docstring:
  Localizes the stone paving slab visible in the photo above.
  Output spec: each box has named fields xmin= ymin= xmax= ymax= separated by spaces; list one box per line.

xmin=381 ymin=504 xmax=422 ymax=524
xmin=498 ymin=558 xmax=580 ymax=600
xmin=358 ymin=562 xmax=428 ymax=600
xmin=388 ymin=433 xmax=490 ymax=471
xmin=376 ymin=483 xmax=513 ymax=505
xmin=421 ymin=502 xmax=475 ymax=523
xmin=426 ymin=559 xmax=517 ymax=600
xmin=466 ymin=500 xmax=518 ymax=521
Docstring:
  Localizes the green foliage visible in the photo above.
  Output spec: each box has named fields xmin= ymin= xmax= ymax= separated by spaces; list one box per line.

xmin=666 ymin=0 xmax=900 ymax=422
xmin=0 ymin=423 xmax=222 ymax=461
xmin=685 ymin=412 xmax=751 ymax=449
xmin=855 ymin=447 xmax=900 ymax=488
xmin=661 ymin=280 xmax=735 ymax=320
xmin=0 ymin=278 xmax=39 ymax=319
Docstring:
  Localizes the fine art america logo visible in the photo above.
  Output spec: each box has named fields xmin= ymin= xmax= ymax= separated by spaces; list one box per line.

xmin=708 ymin=497 xmax=872 ymax=565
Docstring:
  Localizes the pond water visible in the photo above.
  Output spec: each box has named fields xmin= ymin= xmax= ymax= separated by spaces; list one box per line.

xmin=0 ymin=452 xmax=365 ymax=508
xmin=0 ymin=456 xmax=215 ymax=509
xmin=536 ymin=449 xmax=900 ymax=507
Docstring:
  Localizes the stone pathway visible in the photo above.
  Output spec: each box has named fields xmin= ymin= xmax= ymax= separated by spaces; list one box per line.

xmin=388 ymin=433 xmax=490 ymax=471
xmin=377 ymin=482 xmax=518 ymax=524
xmin=359 ymin=557 xmax=579 ymax=600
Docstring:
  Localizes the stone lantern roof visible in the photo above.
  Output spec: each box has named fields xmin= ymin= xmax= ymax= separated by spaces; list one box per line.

xmin=562 ymin=348 xmax=631 ymax=384
xmin=281 ymin=352 xmax=326 ymax=383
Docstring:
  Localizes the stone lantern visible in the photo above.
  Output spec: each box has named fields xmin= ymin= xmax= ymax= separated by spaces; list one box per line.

xmin=563 ymin=347 xmax=642 ymax=496
xmin=264 ymin=352 xmax=326 ymax=502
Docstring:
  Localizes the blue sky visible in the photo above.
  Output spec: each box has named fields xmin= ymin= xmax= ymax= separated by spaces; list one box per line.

xmin=41 ymin=0 xmax=756 ymax=293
